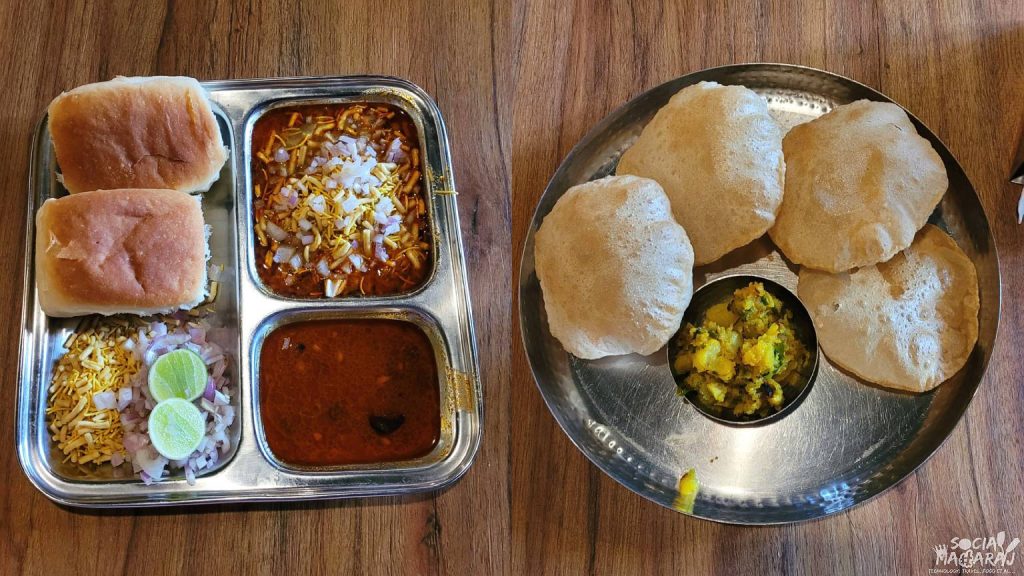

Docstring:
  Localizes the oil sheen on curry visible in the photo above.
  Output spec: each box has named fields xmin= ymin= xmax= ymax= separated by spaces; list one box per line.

xmin=259 ymin=319 xmax=440 ymax=466
xmin=251 ymin=103 xmax=431 ymax=298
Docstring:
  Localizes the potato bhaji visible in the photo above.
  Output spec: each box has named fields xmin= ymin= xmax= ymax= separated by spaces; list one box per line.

xmin=671 ymin=282 xmax=812 ymax=420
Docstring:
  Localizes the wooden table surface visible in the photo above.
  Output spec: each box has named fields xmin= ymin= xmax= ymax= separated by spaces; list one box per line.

xmin=0 ymin=1 xmax=510 ymax=575
xmin=3 ymin=0 xmax=1024 ymax=574
xmin=511 ymin=0 xmax=1024 ymax=574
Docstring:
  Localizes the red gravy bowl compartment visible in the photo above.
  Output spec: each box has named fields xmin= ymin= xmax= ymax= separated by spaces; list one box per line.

xmin=258 ymin=318 xmax=441 ymax=467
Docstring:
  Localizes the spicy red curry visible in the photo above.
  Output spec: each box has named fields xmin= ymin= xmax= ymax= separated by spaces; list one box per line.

xmin=259 ymin=319 xmax=440 ymax=466
xmin=251 ymin=103 xmax=431 ymax=298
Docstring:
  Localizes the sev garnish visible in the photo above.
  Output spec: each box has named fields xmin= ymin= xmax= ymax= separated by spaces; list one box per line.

xmin=251 ymin=103 xmax=431 ymax=297
xmin=46 ymin=320 xmax=139 ymax=466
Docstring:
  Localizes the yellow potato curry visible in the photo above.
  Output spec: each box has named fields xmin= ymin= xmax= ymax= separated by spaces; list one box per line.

xmin=672 ymin=282 xmax=811 ymax=420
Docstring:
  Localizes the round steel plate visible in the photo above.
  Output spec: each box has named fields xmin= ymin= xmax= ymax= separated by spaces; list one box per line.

xmin=518 ymin=64 xmax=1000 ymax=524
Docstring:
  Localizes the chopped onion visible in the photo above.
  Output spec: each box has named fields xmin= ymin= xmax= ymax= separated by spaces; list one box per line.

xmin=117 ymin=388 xmax=133 ymax=411
xmin=265 ymin=221 xmax=289 ymax=242
xmin=385 ymin=137 xmax=404 ymax=162
xmin=300 ymin=234 xmax=314 ymax=245
xmin=213 ymin=390 xmax=230 ymax=406
xmin=221 ymin=406 xmax=236 ymax=428
xmin=160 ymin=333 xmax=191 ymax=348
xmin=316 ymin=258 xmax=331 ymax=277
xmin=210 ymin=429 xmax=228 ymax=446
xmin=92 ymin=391 xmax=116 ymax=410
xmin=308 ymin=194 xmax=326 ymax=213
xmin=212 ymin=359 xmax=226 ymax=379
xmin=196 ymin=437 xmax=211 ymax=455
xmin=341 ymin=195 xmax=359 ymax=214
xmin=338 ymin=156 xmax=378 ymax=189
xmin=289 ymin=254 xmax=303 ymax=270
xmin=273 ymin=245 xmax=295 ymax=263
xmin=203 ymin=377 xmax=216 ymax=402
xmin=134 ymin=446 xmax=167 ymax=480
xmin=297 ymin=218 xmax=313 ymax=231
xmin=123 ymin=432 xmax=147 ymax=453
xmin=273 ymin=147 xmax=289 ymax=163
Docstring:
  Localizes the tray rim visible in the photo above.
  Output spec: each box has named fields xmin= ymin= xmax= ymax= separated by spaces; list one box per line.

xmin=17 ymin=74 xmax=484 ymax=507
xmin=517 ymin=62 xmax=1002 ymax=525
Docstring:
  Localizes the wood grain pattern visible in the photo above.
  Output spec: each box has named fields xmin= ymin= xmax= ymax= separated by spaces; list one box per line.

xmin=0 ymin=1 xmax=509 ymax=575
xmin=510 ymin=0 xmax=1024 ymax=574
xmin=5 ymin=0 xmax=1024 ymax=573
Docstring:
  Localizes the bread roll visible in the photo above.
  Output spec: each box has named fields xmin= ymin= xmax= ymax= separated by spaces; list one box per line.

xmin=770 ymin=100 xmax=948 ymax=272
xmin=616 ymin=81 xmax=785 ymax=265
xmin=48 ymin=76 xmax=228 ymax=193
xmin=534 ymin=175 xmax=694 ymax=359
xmin=36 ymin=189 xmax=208 ymax=317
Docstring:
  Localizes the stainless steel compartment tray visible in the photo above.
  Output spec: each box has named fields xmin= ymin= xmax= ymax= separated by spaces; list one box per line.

xmin=18 ymin=76 xmax=482 ymax=507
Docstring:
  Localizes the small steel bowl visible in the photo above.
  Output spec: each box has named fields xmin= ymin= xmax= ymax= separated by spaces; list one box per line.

xmin=667 ymin=274 xmax=819 ymax=427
